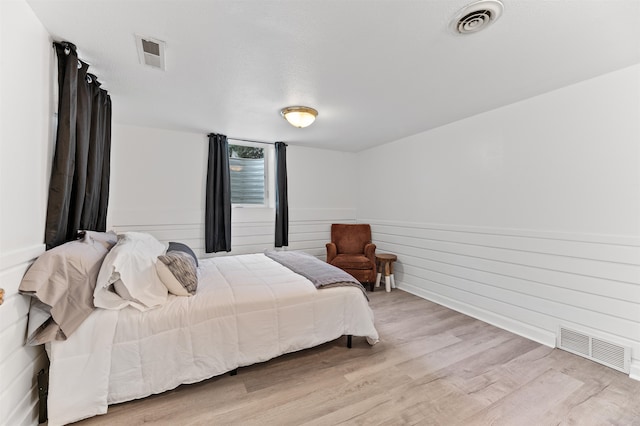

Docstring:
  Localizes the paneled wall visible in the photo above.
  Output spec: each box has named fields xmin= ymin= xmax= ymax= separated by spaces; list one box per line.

xmin=357 ymin=64 xmax=640 ymax=378
xmin=0 ymin=0 xmax=53 ymax=424
xmin=0 ymin=249 xmax=47 ymax=426
xmin=367 ymin=220 xmax=639 ymax=351
xmin=107 ymin=124 xmax=357 ymax=258
xmin=110 ymin=208 xmax=355 ymax=259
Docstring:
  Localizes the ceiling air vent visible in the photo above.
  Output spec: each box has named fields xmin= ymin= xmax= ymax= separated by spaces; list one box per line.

xmin=451 ymin=0 xmax=504 ymax=34
xmin=135 ymin=35 xmax=166 ymax=70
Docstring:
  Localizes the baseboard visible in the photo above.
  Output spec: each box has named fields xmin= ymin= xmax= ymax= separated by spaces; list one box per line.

xmin=398 ymin=282 xmax=557 ymax=349
xmin=629 ymin=360 xmax=640 ymax=381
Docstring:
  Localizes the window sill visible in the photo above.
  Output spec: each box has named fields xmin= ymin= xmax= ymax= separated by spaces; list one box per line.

xmin=232 ymin=204 xmax=270 ymax=209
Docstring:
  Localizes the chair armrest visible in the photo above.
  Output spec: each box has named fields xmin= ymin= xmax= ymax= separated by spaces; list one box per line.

xmin=364 ymin=243 xmax=376 ymax=264
xmin=364 ymin=243 xmax=377 ymax=276
xmin=326 ymin=243 xmax=337 ymax=263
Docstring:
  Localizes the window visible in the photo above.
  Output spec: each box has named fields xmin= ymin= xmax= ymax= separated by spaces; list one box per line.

xmin=228 ymin=142 xmax=273 ymax=207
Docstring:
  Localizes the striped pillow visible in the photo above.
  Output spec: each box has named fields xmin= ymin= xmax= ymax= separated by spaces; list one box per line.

xmin=167 ymin=242 xmax=199 ymax=267
xmin=156 ymin=252 xmax=198 ymax=296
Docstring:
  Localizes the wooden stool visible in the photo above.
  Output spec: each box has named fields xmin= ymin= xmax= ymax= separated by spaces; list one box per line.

xmin=375 ymin=253 xmax=397 ymax=293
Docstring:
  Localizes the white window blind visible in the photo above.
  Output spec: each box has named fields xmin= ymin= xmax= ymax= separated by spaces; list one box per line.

xmin=229 ymin=144 xmax=266 ymax=205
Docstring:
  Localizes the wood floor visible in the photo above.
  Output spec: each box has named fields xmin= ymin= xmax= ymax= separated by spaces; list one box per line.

xmin=74 ymin=289 xmax=640 ymax=426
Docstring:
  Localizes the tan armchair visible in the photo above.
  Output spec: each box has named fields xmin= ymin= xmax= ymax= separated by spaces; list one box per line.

xmin=326 ymin=224 xmax=376 ymax=290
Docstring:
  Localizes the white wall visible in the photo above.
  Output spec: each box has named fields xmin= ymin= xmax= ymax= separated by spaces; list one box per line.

xmin=0 ymin=0 xmax=53 ymax=424
xmin=107 ymin=124 xmax=357 ymax=258
xmin=357 ymin=64 xmax=640 ymax=378
xmin=286 ymin=144 xmax=358 ymax=256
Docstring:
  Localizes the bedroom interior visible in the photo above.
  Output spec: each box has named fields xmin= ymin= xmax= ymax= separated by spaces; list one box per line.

xmin=1 ymin=0 xmax=639 ymax=425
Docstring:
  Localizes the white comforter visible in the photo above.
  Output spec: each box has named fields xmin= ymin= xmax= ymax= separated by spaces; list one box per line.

xmin=46 ymin=254 xmax=379 ymax=425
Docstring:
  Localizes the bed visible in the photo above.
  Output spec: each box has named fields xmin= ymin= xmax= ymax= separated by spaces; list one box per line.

xmin=20 ymin=232 xmax=379 ymax=426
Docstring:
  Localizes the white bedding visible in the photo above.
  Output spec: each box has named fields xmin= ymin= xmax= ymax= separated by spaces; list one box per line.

xmin=46 ymin=253 xmax=379 ymax=425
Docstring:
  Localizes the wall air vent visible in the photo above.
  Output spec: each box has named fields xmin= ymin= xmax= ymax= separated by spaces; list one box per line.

xmin=558 ymin=326 xmax=630 ymax=374
xmin=451 ymin=0 xmax=504 ymax=34
xmin=135 ymin=35 xmax=166 ymax=70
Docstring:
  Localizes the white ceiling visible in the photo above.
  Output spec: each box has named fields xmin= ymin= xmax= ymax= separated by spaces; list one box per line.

xmin=26 ymin=0 xmax=640 ymax=152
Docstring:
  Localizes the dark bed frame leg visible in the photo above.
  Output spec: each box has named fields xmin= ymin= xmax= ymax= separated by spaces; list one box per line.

xmin=37 ymin=368 xmax=48 ymax=424
xmin=347 ymin=335 xmax=352 ymax=349
xmin=229 ymin=368 xmax=238 ymax=376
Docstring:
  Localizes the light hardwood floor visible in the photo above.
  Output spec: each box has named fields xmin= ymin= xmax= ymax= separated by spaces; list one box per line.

xmin=74 ymin=289 xmax=640 ymax=425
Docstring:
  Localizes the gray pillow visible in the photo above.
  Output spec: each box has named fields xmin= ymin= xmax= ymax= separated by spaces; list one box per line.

xmin=168 ymin=241 xmax=198 ymax=267
xmin=156 ymin=252 xmax=198 ymax=296
xmin=19 ymin=232 xmax=115 ymax=344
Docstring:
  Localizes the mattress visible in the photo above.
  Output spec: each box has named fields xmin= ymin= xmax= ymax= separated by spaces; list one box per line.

xmin=46 ymin=253 xmax=379 ymax=425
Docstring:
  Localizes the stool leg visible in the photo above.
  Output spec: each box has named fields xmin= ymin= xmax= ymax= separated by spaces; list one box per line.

xmin=384 ymin=261 xmax=391 ymax=292
xmin=375 ymin=268 xmax=381 ymax=288
xmin=390 ymin=261 xmax=396 ymax=289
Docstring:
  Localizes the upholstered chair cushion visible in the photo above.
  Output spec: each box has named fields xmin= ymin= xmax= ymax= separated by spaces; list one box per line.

xmin=331 ymin=254 xmax=374 ymax=270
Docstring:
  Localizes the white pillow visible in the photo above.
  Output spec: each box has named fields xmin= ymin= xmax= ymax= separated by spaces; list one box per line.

xmin=113 ymin=279 xmax=149 ymax=311
xmin=94 ymin=232 xmax=168 ymax=311
xmin=156 ymin=259 xmax=192 ymax=297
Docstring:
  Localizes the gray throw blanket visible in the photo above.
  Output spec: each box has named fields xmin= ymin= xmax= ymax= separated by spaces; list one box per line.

xmin=265 ymin=250 xmax=369 ymax=300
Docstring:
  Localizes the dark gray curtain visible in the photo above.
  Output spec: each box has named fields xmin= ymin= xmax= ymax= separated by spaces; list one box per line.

xmin=274 ymin=142 xmax=288 ymax=247
xmin=45 ymin=42 xmax=112 ymax=249
xmin=205 ymin=133 xmax=231 ymax=252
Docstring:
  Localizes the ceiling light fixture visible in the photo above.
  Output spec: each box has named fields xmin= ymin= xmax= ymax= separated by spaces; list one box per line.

xmin=280 ymin=106 xmax=318 ymax=128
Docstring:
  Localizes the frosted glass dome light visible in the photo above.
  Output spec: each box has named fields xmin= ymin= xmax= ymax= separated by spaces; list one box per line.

xmin=280 ymin=106 xmax=318 ymax=128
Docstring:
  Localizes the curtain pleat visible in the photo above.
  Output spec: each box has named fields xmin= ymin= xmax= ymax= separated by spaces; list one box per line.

xmin=274 ymin=142 xmax=288 ymax=247
xmin=82 ymin=76 xmax=111 ymax=230
xmin=205 ymin=133 xmax=232 ymax=252
xmin=44 ymin=42 xmax=111 ymax=249
xmin=45 ymin=43 xmax=79 ymax=248
xmin=68 ymin=60 xmax=91 ymax=234
xmin=96 ymin=96 xmax=112 ymax=231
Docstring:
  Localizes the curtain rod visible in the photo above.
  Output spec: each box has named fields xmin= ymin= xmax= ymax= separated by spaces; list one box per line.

xmin=228 ymin=137 xmax=275 ymax=146
xmin=208 ymin=134 xmax=287 ymax=147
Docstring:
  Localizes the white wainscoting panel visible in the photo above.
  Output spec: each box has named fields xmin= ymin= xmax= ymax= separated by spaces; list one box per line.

xmin=363 ymin=219 xmax=640 ymax=377
xmin=110 ymin=208 xmax=356 ymax=259
xmin=0 ymin=245 xmax=47 ymax=426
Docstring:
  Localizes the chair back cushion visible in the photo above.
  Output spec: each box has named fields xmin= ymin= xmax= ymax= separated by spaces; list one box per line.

xmin=331 ymin=224 xmax=372 ymax=254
